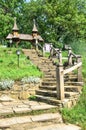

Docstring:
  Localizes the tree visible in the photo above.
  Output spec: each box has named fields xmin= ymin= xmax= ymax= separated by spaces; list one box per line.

xmin=0 ymin=0 xmax=25 ymax=43
xmin=21 ymin=0 xmax=86 ymax=48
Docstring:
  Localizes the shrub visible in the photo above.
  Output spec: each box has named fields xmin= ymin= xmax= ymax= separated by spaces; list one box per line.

xmin=0 ymin=79 xmax=14 ymax=90
xmin=21 ymin=76 xmax=41 ymax=84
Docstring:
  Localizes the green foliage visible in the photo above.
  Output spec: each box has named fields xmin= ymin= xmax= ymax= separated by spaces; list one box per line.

xmin=0 ymin=47 xmax=42 ymax=80
xmin=28 ymin=95 xmax=37 ymax=101
xmin=0 ymin=0 xmax=85 ymax=48
xmin=19 ymin=41 xmax=31 ymax=49
xmin=70 ymin=39 xmax=86 ymax=55
xmin=0 ymin=0 xmax=25 ymax=41
xmin=45 ymin=52 xmax=50 ymax=57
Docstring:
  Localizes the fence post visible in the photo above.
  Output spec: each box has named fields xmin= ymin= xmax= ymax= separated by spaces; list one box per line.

xmin=59 ymin=50 xmax=62 ymax=64
xmin=56 ymin=63 xmax=64 ymax=100
xmin=77 ymin=56 xmax=82 ymax=82
xmin=68 ymin=47 xmax=72 ymax=65
xmin=43 ymin=46 xmax=45 ymax=57
xmin=50 ymin=44 xmax=53 ymax=58
xmin=35 ymin=39 xmax=38 ymax=51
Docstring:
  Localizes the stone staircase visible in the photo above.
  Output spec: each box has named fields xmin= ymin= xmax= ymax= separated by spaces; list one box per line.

xmin=23 ymin=49 xmax=82 ymax=107
xmin=0 ymin=99 xmax=63 ymax=129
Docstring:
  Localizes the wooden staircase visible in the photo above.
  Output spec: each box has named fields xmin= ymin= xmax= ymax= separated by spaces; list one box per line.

xmin=22 ymin=49 xmax=82 ymax=107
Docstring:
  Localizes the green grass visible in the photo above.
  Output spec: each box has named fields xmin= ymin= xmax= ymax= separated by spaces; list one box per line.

xmin=0 ymin=47 xmax=42 ymax=80
xmin=61 ymin=86 xmax=86 ymax=130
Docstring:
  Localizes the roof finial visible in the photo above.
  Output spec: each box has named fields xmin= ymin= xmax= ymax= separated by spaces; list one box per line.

xmin=12 ymin=17 xmax=19 ymax=31
xmin=32 ymin=19 xmax=38 ymax=32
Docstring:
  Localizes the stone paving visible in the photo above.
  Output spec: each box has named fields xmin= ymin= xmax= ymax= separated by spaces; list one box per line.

xmin=0 ymin=96 xmax=81 ymax=130
xmin=0 ymin=97 xmax=63 ymax=128
xmin=0 ymin=99 xmax=57 ymax=116
xmin=30 ymin=124 xmax=81 ymax=130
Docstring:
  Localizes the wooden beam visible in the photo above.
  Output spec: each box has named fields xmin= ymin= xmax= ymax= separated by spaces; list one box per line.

xmin=64 ymin=62 xmax=82 ymax=75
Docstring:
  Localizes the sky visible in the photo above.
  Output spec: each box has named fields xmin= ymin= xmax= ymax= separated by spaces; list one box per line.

xmin=26 ymin=0 xmax=30 ymax=2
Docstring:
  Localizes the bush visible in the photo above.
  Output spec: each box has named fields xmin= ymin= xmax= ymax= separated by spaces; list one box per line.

xmin=21 ymin=76 xmax=41 ymax=84
xmin=0 ymin=79 xmax=14 ymax=90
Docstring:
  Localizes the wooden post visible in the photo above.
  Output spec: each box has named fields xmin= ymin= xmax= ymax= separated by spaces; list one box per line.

xmin=50 ymin=44 xmax=53 ymax=57
xmin=68 ymin=47 xmax=72 ymax=65
xmin=56 ymin=63 xmax=64 ymax=100
xmin=35 ymin=39 xmax=38 ymax=51
xmin=77 ymin=56 xmax=82 ymax=82
xmin=59 ymin=50 xmax=62 ymax=64
xmin=43 ymin=46 xmax=45 ymax=57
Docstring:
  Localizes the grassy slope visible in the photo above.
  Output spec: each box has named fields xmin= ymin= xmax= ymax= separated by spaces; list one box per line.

xmin=0 ymin=47 xmax=42 ymax=80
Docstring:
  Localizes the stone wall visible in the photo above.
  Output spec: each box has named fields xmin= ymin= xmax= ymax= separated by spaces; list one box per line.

xmin=0 ymin=82 xmax=41 ymax=100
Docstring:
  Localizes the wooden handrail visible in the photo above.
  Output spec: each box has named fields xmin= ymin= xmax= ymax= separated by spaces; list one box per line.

xmin=64 ymin=62 xmax=82 ymax=74
xmin=56 ymin=46 xmax=82 ymax=100
xmin=51 ymin=46 xmax=59 ymax=55
xmin=36 ymin=43 xmax=44 ymax=56
xmin=50 ymin=46 xmax=59 ymax=57
xmin=69 ymin=52 xmax=77 ymax=58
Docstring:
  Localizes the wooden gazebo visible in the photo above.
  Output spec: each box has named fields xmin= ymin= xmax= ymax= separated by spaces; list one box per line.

xmin=6 ymin=18 xmax=44 ymax=48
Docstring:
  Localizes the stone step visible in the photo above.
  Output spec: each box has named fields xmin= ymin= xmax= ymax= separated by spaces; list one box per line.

xmin=65 ymin=92 xmax=80 ymax=98
xmin=42 ymin=81 xmax=56 ymax=86
xmin=64 ymin=86 xmax=82 ymax=93
xmin=42 ymin=70 xmax=55 ymax=73
xmin=0 ymin=100 xmax=57 ymax=117
xmin=39 ymin=85 xmax=56 ymax=90
xmin=36 ymin=90 xmax=79 ymax=98
xmin=0 ymin=112 xmax=62 ymax=128
xmin=36 ymin=95 xmax=62 ymax=106
xmin=65 ymin=82 xmax=83 ymax=86
xmin=64 ymin=76 xmax=77 ymax=80
xmin=64 ymin=75 xmax=77 ymax=78
xmin=39 ymin=66 xmax=56 ymax=70
xmin=44 ymin=72 xmax=56 ymax=75
xmin=64 ymin=78 xmax=77 ymax=82
xmin=43 ymin=78 xmax=56 ymax=82
xmin=36 ymin=90 xmax=57 ymax=97
xmin=44 ymin=75 xmax=56 ymax=78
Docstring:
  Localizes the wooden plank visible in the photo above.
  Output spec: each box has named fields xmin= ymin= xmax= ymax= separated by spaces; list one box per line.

xmin=64 ymin=62 xmax=82 ymax=74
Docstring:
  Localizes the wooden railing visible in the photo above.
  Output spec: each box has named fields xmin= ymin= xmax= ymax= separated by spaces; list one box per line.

xmin=35 ymin=43 xmax=44 ymax=56
xmin=49 ymin=45 xmax=63 ymax=64
xmin=56 ymin=47 xmax=82 ymax=100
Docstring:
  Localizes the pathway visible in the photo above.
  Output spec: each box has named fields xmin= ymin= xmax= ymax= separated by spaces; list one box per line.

xmin=0 ymin=96 xmax=81 ymax=130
